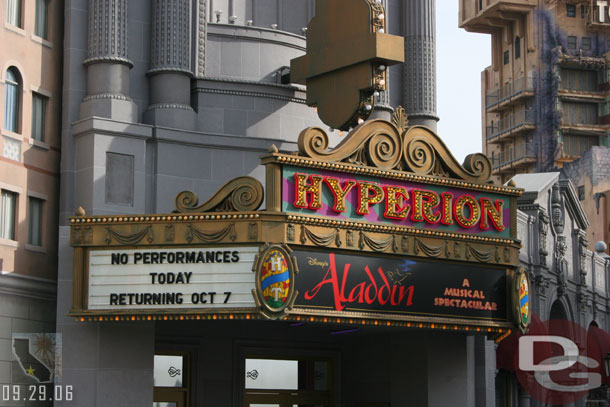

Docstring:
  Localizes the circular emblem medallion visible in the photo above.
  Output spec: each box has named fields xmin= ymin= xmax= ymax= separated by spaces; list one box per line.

xmin=518 ymin=272 xmax=529 ymax=326
xmin=252 ymin=245 xmax=298 ymax=318
xmin=261 ymin=249 xmax=291 ymax=309
xmin=512 ymin=267 xmax=531 ymax=333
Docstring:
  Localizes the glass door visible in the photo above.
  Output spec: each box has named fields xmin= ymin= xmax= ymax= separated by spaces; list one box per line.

xmin=243 ymin=357 xmax=333 ymax=407
xmin=153 ymin=352 xmax=189 ymax=407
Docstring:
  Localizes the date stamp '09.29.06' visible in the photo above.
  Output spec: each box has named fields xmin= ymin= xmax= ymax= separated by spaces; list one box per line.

xmin=6 ymin=333 xmax=74 ymax=403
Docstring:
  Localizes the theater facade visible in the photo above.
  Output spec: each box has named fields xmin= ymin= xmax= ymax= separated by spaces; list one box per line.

xmin=68 ymin=113 xmax=526 ymax=406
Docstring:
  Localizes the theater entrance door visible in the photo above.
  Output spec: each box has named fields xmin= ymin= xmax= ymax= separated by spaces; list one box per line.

xmin=243 ymin=356 xmax=335 ymax=407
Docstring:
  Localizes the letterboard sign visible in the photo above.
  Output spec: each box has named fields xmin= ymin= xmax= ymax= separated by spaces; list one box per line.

xmin=88 ymin=247 xmax=258 ymax=310
xmin=292 ymin=249 xmax=508 ymax=322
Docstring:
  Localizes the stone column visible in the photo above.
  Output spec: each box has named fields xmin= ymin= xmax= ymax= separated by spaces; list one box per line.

xmin=81 ymin=0 xmax=138 ymax=121
xmin=402 ymin=0 xmax=438 ymax=131
xmin=371 ymin=0 xmax=393 ymax=121
xmin=144 ymin=0 xmax=196 ymax=130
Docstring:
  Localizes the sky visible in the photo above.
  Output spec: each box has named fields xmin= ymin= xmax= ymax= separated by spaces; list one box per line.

xmin=436 ymin=1 xmax=491 ymax=162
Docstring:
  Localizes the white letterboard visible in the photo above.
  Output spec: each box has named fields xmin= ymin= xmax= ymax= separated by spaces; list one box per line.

xmin=88 ymin=247 xmax=258 ymax=310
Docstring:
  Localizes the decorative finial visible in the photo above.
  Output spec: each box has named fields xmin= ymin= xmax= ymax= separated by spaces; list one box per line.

xmin=391 ymin=106 xmax=409 ymax=133
xmin=508 ymin=180 xmax=517 ymax=188
xmin=268 ymin=144 xmax=278 ymax=153
xmin=75 ymin=206 xmax=86 ymax=217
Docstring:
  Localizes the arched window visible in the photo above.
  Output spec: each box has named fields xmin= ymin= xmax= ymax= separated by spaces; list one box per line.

xmin=4 ymin=67 xmax=21 ymax=133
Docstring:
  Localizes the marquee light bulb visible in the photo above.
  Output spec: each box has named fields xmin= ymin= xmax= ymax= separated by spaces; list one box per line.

xmin=378 ymin=28 xmax=385 ymax=33
xmin=378 ymin=14 xmax=385 ymax=20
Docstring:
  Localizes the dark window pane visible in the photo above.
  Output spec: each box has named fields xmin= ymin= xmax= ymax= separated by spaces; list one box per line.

xmin=31 ymin=93 xmax=47 ymax=141
xmin=1 ymin=190 xmax=17 ymax=240
xmin=515 ymin=36 xmax=521 ymax=59
xmin=4 ymin=68 xmax=21 ymax=133
xmin=34 ymin=0 xmax=48 ymax=39
xmin=6 ymin=0 xmax=22 ymax=27
xmin=567 ymin=36 xmax=577 ymax=49
xmin=567 ymin=4 xmax=576 ymax=17
xmin=504 ymin=50 xmax=509 ymax=65
xmin=582 ymin=37 xmax=591 ymax=50
xmin=28 ymin=197 xmax=43 ymax=246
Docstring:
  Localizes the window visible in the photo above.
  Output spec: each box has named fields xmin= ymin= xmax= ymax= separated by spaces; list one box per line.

xmin=581 ymin=4 xmax=586 ymax=18
xmin=31 ymin=93 xmax=47 ymax=141
xmin=479 ymin=0 xmax=483 ymax=11
xmin=1 ymin=190 xmax=17 ymax=240
xmin=6 ymin=0 xmax=22 ymax=27
xmin=567 ymin=36 xmax=577 ymax=49
xmin=4 ymin=67 xmax=21 ymax=133
xmin=34 ymin=0 xmax=49 ymax=39
xmin=561 ymin=69 xmax=597 ymax=91
xmin=244 ymin=357 xmax=332 ymax=406
xmin=28 ymin=197 xmax=43 ymax=246
xmin=515 ymin=36 xmax=521 ymax=59
xmin=567 ymin=3 xmax=576 ymax=17
xmin=578 ymin=186 xmax=585 ymax=201
xmin=154 ymin=352 xmax=189 ymax=407
xmin=563 ymin=102 xmax=598 ymax=124
xmin=564 ymin=134 xmax=599 ymax=156
xmin=582 ymin=37 xmax=592 ymax=51
xmin=504 ymin=50 xmax=509 ymax=65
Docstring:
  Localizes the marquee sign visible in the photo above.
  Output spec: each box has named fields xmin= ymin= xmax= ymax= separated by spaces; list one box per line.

xmin=87 ymin=247 xmax=258 ymax=311
xmin=292 ymin=249 xmax=508 ymax=323
xmin=69 ymin=109 xmax=524 ymax=335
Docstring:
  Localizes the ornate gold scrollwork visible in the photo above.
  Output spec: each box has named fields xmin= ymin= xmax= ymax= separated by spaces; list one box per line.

xmin=296 ymin=112 xmax=493 ymax=185
xmin=174 ymin=176 xmax=264 ymax=213
xmin=298 ymin=120 xmax=402 ymax=170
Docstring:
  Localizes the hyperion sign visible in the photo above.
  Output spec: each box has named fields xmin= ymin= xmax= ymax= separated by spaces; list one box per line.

xmin=87 ymin=247 xmax=258 ymax=310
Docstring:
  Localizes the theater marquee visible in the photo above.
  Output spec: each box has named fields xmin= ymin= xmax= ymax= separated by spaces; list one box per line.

xmin=69 ymin=112 xmax=527 ymax=336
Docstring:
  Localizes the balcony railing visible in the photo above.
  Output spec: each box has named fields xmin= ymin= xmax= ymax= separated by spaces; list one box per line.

xmin=491 ymin=142 xmax=536 ymax=169
xmin=486 ymin=109 xmax=536 ymax=141
xmin=485 ymin=76 xmax=535 ymax=110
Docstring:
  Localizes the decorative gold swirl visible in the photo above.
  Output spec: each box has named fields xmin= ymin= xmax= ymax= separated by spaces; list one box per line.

xmin=404 ymin=138 xmax=435 ymax=175
xmin=298 ymin=120 xmax=401 ymax=170
xmin=175 ymin=176 xmax=264 ymax=213
xmin=462 ymin=153 xmax=492 ymax=183
xmin=402 ymin=126 xmax=492 ymax=184
xmin=293 ymin=111 xmax=494 ymax=185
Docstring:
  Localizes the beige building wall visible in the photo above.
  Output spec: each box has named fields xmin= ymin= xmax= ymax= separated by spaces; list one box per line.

xmin=0 ymin=0 xmax=62 ymax=391
xmin=0 ymin=0 xmax=62 ymax=279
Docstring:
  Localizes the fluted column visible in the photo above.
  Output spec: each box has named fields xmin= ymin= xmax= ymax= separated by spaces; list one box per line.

xmin=371 ymin=0 xmax=393 ymax=121
xmin=402 ymin=0 xmax=438 ymax=131
xmin=81 ymin=0 xmax=137 ymax=121
xmin=144 ymin=0 xmax=196 ymax=130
